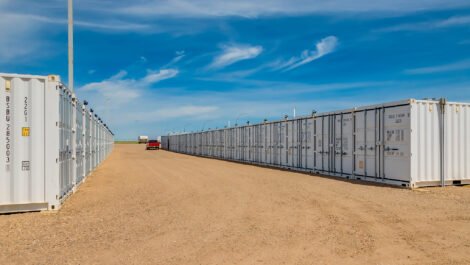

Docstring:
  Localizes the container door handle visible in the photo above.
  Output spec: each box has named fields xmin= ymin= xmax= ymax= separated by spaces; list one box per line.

xmin=385 ymin=147 xmax=399 ymax=151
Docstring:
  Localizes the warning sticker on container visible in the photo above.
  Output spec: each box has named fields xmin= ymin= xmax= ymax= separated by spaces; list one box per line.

xmin=22 ymin=127 xmax=30 ymax=137
xmin=22 ymin=161 xmax=30 ymax=171
xmin=5 ymin=80 xmax=11 ymax=91
xmin=358 ymin=160 xmax=364 ymax=169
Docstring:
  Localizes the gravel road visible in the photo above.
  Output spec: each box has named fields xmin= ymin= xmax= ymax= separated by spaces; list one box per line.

xmin=1 ymin=144 xmax=469 ymax=265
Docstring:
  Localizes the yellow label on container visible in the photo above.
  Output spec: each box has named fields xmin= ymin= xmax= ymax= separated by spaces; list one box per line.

xmin=5 ymin=80 xmax=11 ymax=91
xmin=22 ymin=127 xmax=30 ymax=137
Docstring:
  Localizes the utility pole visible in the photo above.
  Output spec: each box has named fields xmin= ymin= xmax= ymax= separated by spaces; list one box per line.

xmin=68 ymin=0 xmax=74 ymax=92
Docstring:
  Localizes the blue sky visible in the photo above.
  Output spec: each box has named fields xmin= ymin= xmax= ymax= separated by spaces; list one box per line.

xmin=1 ymin=0 xmax=470 ymax=140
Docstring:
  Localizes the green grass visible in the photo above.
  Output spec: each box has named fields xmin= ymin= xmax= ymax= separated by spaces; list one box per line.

xmin=115 ymin=141 xmax=139 ymax=144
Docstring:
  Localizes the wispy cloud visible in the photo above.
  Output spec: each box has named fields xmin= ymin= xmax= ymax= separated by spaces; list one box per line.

xmin=113 ymin=0 xmax=470 ymax=18
xmin=126 ymin=105 xmax=220 ymax=122
xmin=80 ymin=68 xmax=179 ymax=104
xmin=379 ymin=15 xmax=470 ymax=32
xmin=275 ymin=36 xmax=338 ymax=71
xmin=208 ymin=44 xmax=263 ymax=69
xmin=0 ymin=14 xmax=47 ymax=62
xmin=163 ymin=51 xmax=186 ymax=68
xmin=142 ymin=69 xmax=179 ymax=83
xmin=405 ymin=59 xmax=470 ymax=75
xmin=20 ymin=13 xmax=150 ymax=32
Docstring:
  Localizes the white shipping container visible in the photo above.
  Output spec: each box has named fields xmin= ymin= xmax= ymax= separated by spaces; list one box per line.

xmin=0 ymin=74 xmax=114 ymax=213
xmin=163 ymin=99 xmax=470 ymax=188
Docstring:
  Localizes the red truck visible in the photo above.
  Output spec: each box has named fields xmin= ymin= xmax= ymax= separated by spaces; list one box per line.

xmin=146 ymin=140 xmax=161 ymax=150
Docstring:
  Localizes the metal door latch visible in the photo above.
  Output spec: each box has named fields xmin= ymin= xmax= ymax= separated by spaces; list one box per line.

xmin=385 ymin=147 xmax=399 ymax=151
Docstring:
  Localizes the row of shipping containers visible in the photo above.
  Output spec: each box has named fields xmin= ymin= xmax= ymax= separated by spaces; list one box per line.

xmin=0 ymin=74 xmax=114 ymax=213
xmin=162 ymin=99 xmax=470 ymax=188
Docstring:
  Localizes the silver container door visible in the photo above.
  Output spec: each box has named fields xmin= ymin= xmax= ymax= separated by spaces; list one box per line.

xmin=334 ymin=113 xmax=354 ymax=175
xmin=59 ymin=87 xmax=74 ymax=198
xmin=314 ymin=116 xmax=330 ymax=172
xmin=306 ymin=118 xmax=315 ymax=169
xmin=354 ymin=110 xmax=379 ymax=178
xmin=280 ymin=121 xmax=288 ymax=166
xmin=383 ymin=105 xmax=411 ymax=181
xmin=264 ymin=123 xmax=271 ymax=164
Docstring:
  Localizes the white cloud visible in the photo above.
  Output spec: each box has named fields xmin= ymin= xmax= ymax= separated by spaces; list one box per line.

xmin=163 ymin=51 xmax=186 ymax=68
xmin=405 ymin=60 xmax=470 ymax=75
xmin=126 ymin=105 xmax=219 ymax=122
xmin=0 ymin=14 xmax=47 ymax=63
xmin=80 ymin=68 xmax=179 ymax=104
xmin=114 ymin=0 xmax=470 ymax=18
xmin=142 ymin=69 xmax=179 ymax=83
xmin=208 ymin=44 xmax=263 ymax=69
xmin=276 ymin=36 xmax=338 ymax=71
xmin=24 ymin=13 xmax=150 ymax=32
xmin=379 ymin=15 xmax=470 ymax=32
xmin=0 ymin=10 xmax=149 ymax=63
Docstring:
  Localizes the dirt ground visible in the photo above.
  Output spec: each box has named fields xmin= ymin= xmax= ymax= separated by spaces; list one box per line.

xmin=1 ymin=144 xmax=469 ymax=265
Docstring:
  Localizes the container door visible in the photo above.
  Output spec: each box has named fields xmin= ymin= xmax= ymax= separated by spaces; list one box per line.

xmin=229 ymin=129 xmax=234 ymax=159
xmin=258 ymin=125 xmax=263 ymax=163
xmin=254 ymin=125 xmax=259 ymax=163
xmin=205 ymin=132 xmax=208 ymax=156
xmin=280 ymin=121 xmax=288 ymax=166
xmin=272 ymin=123 xmax=279 ymax=165
xmin=59 ymin=88 xmax=74 ymax=198
xmin=210 ymin=131 xmax=214 ymax=157
xmin=218 ymin=131 xmax=222 ymax=157
xmin=270 ymin=124 xmax=274 ymax=164
xmin=334 ymin=113 xmax=354 ymax=175
xmin=305 ymin=118 xmax=314 ymax=169
xmin=354 ymin=110 xmax=378 ymax=178
xmin=196 ymin=133 xmax=200 ymax=155
xmin=239 ymin=127 xmax=243 ymax=161
xmin=220 ymin=129 xmax=227 ymax=159
xmin=262 ymin=124 xmax=268 ymax=164
xmin=264 ymin=123 xmax=273 ymax=164
xmin=383 ymin=106 xmax=411 ymax=181
xmin=75 ymin=104 xmax=84 ymax=183
xmin=254 ymin=126 xmax=257 ymax=162
xmin=204 ymin=132 xmax=207 ymax=156
xmin=213 ymin=131 xmax=216 ymax=157
xmin=223 ymin=130 xmax=227 ymax=159
xmin=248 ymin=126 xmax=251 ymax=161
xmin=225 ymin=130 xmax=229 ymax=159
xmin=300 ymin=119 xmax=306 ymax=169
xmin=251 ymin=126 xmax=255 ymax=162
xmin=314 ymin=116 xmax=330 ymax=172
xmin=237 ymin=127 xmax=241 ymax=160
xmin=240 ymin=127 xmax=245 ymax=161
xmin=234 ymin=128 xmax=238 ymax=160
xmin=215 ymin=131 xmax=219 ymax=157
xmin=249 ymin=126 xmax=253 ymax=162
xmin=298 ymin=119 xmax=303 ymax=168
xmin=289 ymin=120 xmax=298 ymax=168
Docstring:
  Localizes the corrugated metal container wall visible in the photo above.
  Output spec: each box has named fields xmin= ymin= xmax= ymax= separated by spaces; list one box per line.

xmin=162 ymin=99 xmax=469 ymax=188
xmin=0 ymin=74 xmax=114 ymax=213
xmin=0 ymin=75 xmax=49 ymax=212
xmin=75 ymin=101 xmax=85 ymax=184
xmin=59 ymin=84 xmax=74 ymax=198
